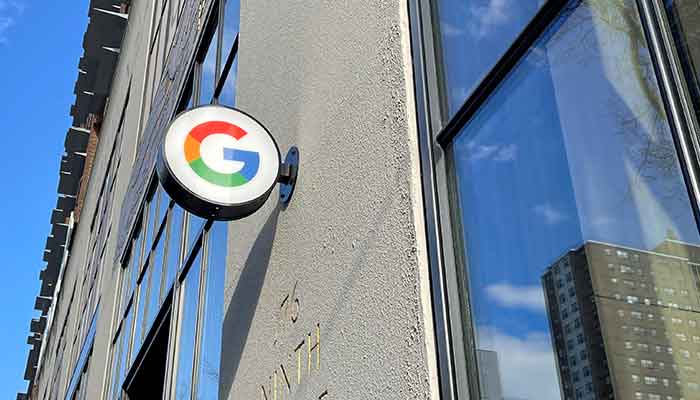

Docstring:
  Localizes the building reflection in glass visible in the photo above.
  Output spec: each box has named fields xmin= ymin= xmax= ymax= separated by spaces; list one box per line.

xmin=447 ymin=0 xmax=700 ymax=399
xmin=543 ymin=239 xmax=700 ymax=400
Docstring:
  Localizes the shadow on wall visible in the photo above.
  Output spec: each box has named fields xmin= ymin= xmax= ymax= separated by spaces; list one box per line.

xmin=219 ymin=205 xmax=280 ymax=397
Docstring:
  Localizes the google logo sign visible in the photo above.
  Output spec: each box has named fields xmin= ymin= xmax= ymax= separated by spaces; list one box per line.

xmin=158 ymin=106 xmax=281 ymax=220
xmin=184 ymin=121 xmax=261 ymax=187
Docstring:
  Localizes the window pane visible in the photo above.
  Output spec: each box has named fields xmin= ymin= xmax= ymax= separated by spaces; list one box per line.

xmin=157 ymin=184 xmax=170 ymax=231
xmin=109 ymin=335 xmax=123 ymax=400
xmin=144 ymin=190 xmax=159 ymax=251
xmin=174 ymin=251 xmax=202 ymax=400
xmin=166 ymin=205 xmax=185 ymax=291
xmin=200 ymin=32 xmax=218 ymax=105
xmin=196 ymin=223 xmax=226 ymax=399
xmin=449 ymin=1 xmax=700 ymax=399
xmin=219 ymin=56 xmax=238 ymax=107
xmin=148 ymin=232 xmax=166 ymax=326
xmin=436 ymin=0 xmax=543 ymax=116
xmin=664 ymin=1 xmax=700 ymax=120
xmin=221 ymin=0 xmax=240 ymax=73
xmin=117 ymin=308 xmax=133 ymax=397
xmin=130 ymin=270 xmax=149 ymax=363
xmin=124 ymin=225 xmax=144 ymax=315
xmin=187 ymin=213 xmax=205 ymax=258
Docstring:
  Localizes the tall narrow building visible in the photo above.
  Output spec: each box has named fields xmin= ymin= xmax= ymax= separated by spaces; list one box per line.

xmin=544 ymin=240 xmax=700 ymax=400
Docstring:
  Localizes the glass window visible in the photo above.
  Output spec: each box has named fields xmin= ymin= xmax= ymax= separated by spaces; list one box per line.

xmin=435 ymin=0 xmax=544 ymax=116
xmin=200 ymin=30 xmax=218 ymax=104
xmin=664 ymin=0 xmax=700 ymax=119
xmin=197 ymin=223 xmax=227 ymax=399
xmin=187 ymin=213 xmax=205 ymax=257
xmin=174 ymin=251 xmax=202 ymax=400
xmin=157 ymin=184 xmax=170 ymax=231
xmin=109 ymin=334 xmax=123 ymax=400
xmin=130 ymin=269 xmax=150 ymax=362
xmin=148 ymin=229 xmax=166 ymax=327
xmin=116 ymin=308 xmax=133 ymax=397
xmin=447 ymin=1 xmax=700 ymax=399
xmin=221 ymin=0 xmax=240 ymax=71
xmin=166 ymin=205 xmax=185 ymax=290
xmin=124 ymin=223 xmax=144 ymax=314
xmin=219 ymin=57 xmax=238 ymax=107
xmin=144 ymin=189 xmax=159 ymax=251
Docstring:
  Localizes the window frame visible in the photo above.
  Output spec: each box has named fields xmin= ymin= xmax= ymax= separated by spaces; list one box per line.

xmin=409 ymin=0 xmax=700 ymax=399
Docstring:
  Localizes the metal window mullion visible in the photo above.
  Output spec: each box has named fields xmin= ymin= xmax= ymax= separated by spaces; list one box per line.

xmin=435 ymin=0 xmax=570 ymax=147
xmin=408 ymin=0 xmax=460 ymax=398
xmin=649 ymin=0 xmax=700 ymax=209
xmin=636 ymin=0 xmax=700 ymax=233
xmin=163 ymin=205 xmax=188 ymax=400
xmin=213 ymin=0 xmax=224 ymax=104
xmin=189 ymin=228 xmax=210 ymax=399
xmin=164 ymin=280 xmax=185 ymax=400
xmin=214 ymin=34 xmax=238 ymax=100
xmin=159 ymin=208 xmax=173 ymax=302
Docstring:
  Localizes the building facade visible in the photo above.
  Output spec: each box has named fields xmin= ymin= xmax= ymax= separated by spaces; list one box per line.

xmin=16 ymin=0 xmax=700 ymax=399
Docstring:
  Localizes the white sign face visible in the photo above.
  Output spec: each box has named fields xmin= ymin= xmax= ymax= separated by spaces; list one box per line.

xmin=159 ymin=106 xmax=280 ymax=219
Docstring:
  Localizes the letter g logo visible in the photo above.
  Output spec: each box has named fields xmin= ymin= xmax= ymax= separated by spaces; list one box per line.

xmin=184 ymin=121 xmax=261 ymax=187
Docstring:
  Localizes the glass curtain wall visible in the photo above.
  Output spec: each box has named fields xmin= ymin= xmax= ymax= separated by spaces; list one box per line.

xmin=105 ymin=0 xmax=239 ymax=399
xmin=424 ymin=0 xmax=700 ymax=399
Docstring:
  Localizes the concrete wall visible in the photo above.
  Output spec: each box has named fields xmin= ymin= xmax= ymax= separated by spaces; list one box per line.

xmin=221 ymin=1 xmax=439 ymax=399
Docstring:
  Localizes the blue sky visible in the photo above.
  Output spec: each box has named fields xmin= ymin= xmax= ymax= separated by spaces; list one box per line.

xmin=0 ymin=0 xmax=89 ymax=396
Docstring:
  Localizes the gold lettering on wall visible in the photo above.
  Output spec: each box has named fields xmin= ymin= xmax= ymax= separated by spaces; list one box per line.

xmin=280 ymin=281 xmax=300 ymax=324
xmin=260 ymin=324 xmax=323 ymax=399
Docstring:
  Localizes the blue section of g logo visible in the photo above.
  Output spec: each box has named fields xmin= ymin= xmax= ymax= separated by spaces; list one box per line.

xmin=223 ymin=147 xmax=261 ymax=182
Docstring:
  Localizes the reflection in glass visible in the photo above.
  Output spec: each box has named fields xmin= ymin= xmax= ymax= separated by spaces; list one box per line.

xmin=187 ymin=213 xmax=205 ymax=258
xmin=174 ymin=251 xmax=202 ymax=400
xmin=664 ymin=0 xmax=700 ymax=120
xmin=436 ymin=0 xmax=544 ymax=116
xmin=219 ymin=57 xmax=238 ymax=107
xmin=109 ymin=334 xmax=123 ymax=400
xmin=449 ymin=1 xmax=700 ymax=399
xmin=200 ymin=31 xmax=218 ymax=105
xmin=148 ymin=230 xmax=166 ymax=327
xmin=144 ymin=191 xmax=159 ymax=251
xmin=197 ymin=223 xmax=226 ymax=399
xmin=221 ymin=0 xmax=240 ymax=72
xmin=131 ymin=268 xmax=150 ymax=363
xmin=116 ymin=308 xmax=133 ymax=398
xmin=166 ymin=205 xmax=185 ymax=290
xmin=157 ymin=184 xmax=170 ymax=231
xmin=125 ymin=226 xmax=144 ymax=315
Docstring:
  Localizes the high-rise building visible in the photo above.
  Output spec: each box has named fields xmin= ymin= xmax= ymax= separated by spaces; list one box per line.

xmin=544 ymin=239 xmax=700 ymax=400
xmin=477 ymin=350 xmax=504 ymax=400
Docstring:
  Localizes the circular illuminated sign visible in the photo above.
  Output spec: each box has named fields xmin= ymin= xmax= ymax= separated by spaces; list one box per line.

xmin=157 ymin=105 xmax=281 ymax=220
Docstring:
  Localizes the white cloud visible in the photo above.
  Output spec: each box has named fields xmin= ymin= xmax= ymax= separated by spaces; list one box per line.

xmin=485 ymin=283 xmax=546 ymax=313
xmin=466 ymin=141 xmax=518 ymax=163
xmin=468 ymin=0 xmax=510 ymax=38
xmin=533 ymin=203 xmax=568 ymax=225
xmin=478 ymin=326 xmax=562 ymax=400
xmin=441 ymin=21 xmax=465 ymax=37
xmin=0 ymin=0 xmax=24 ymax=44
xmin=0 ymin=16 xmax=12 ymax=43
xmin=493 ymin=143 xmax=517 ymax=161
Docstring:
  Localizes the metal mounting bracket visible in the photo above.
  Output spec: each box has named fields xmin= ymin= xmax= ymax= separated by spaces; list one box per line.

xmin=278 ymin=146 xmax=299 ymax=204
